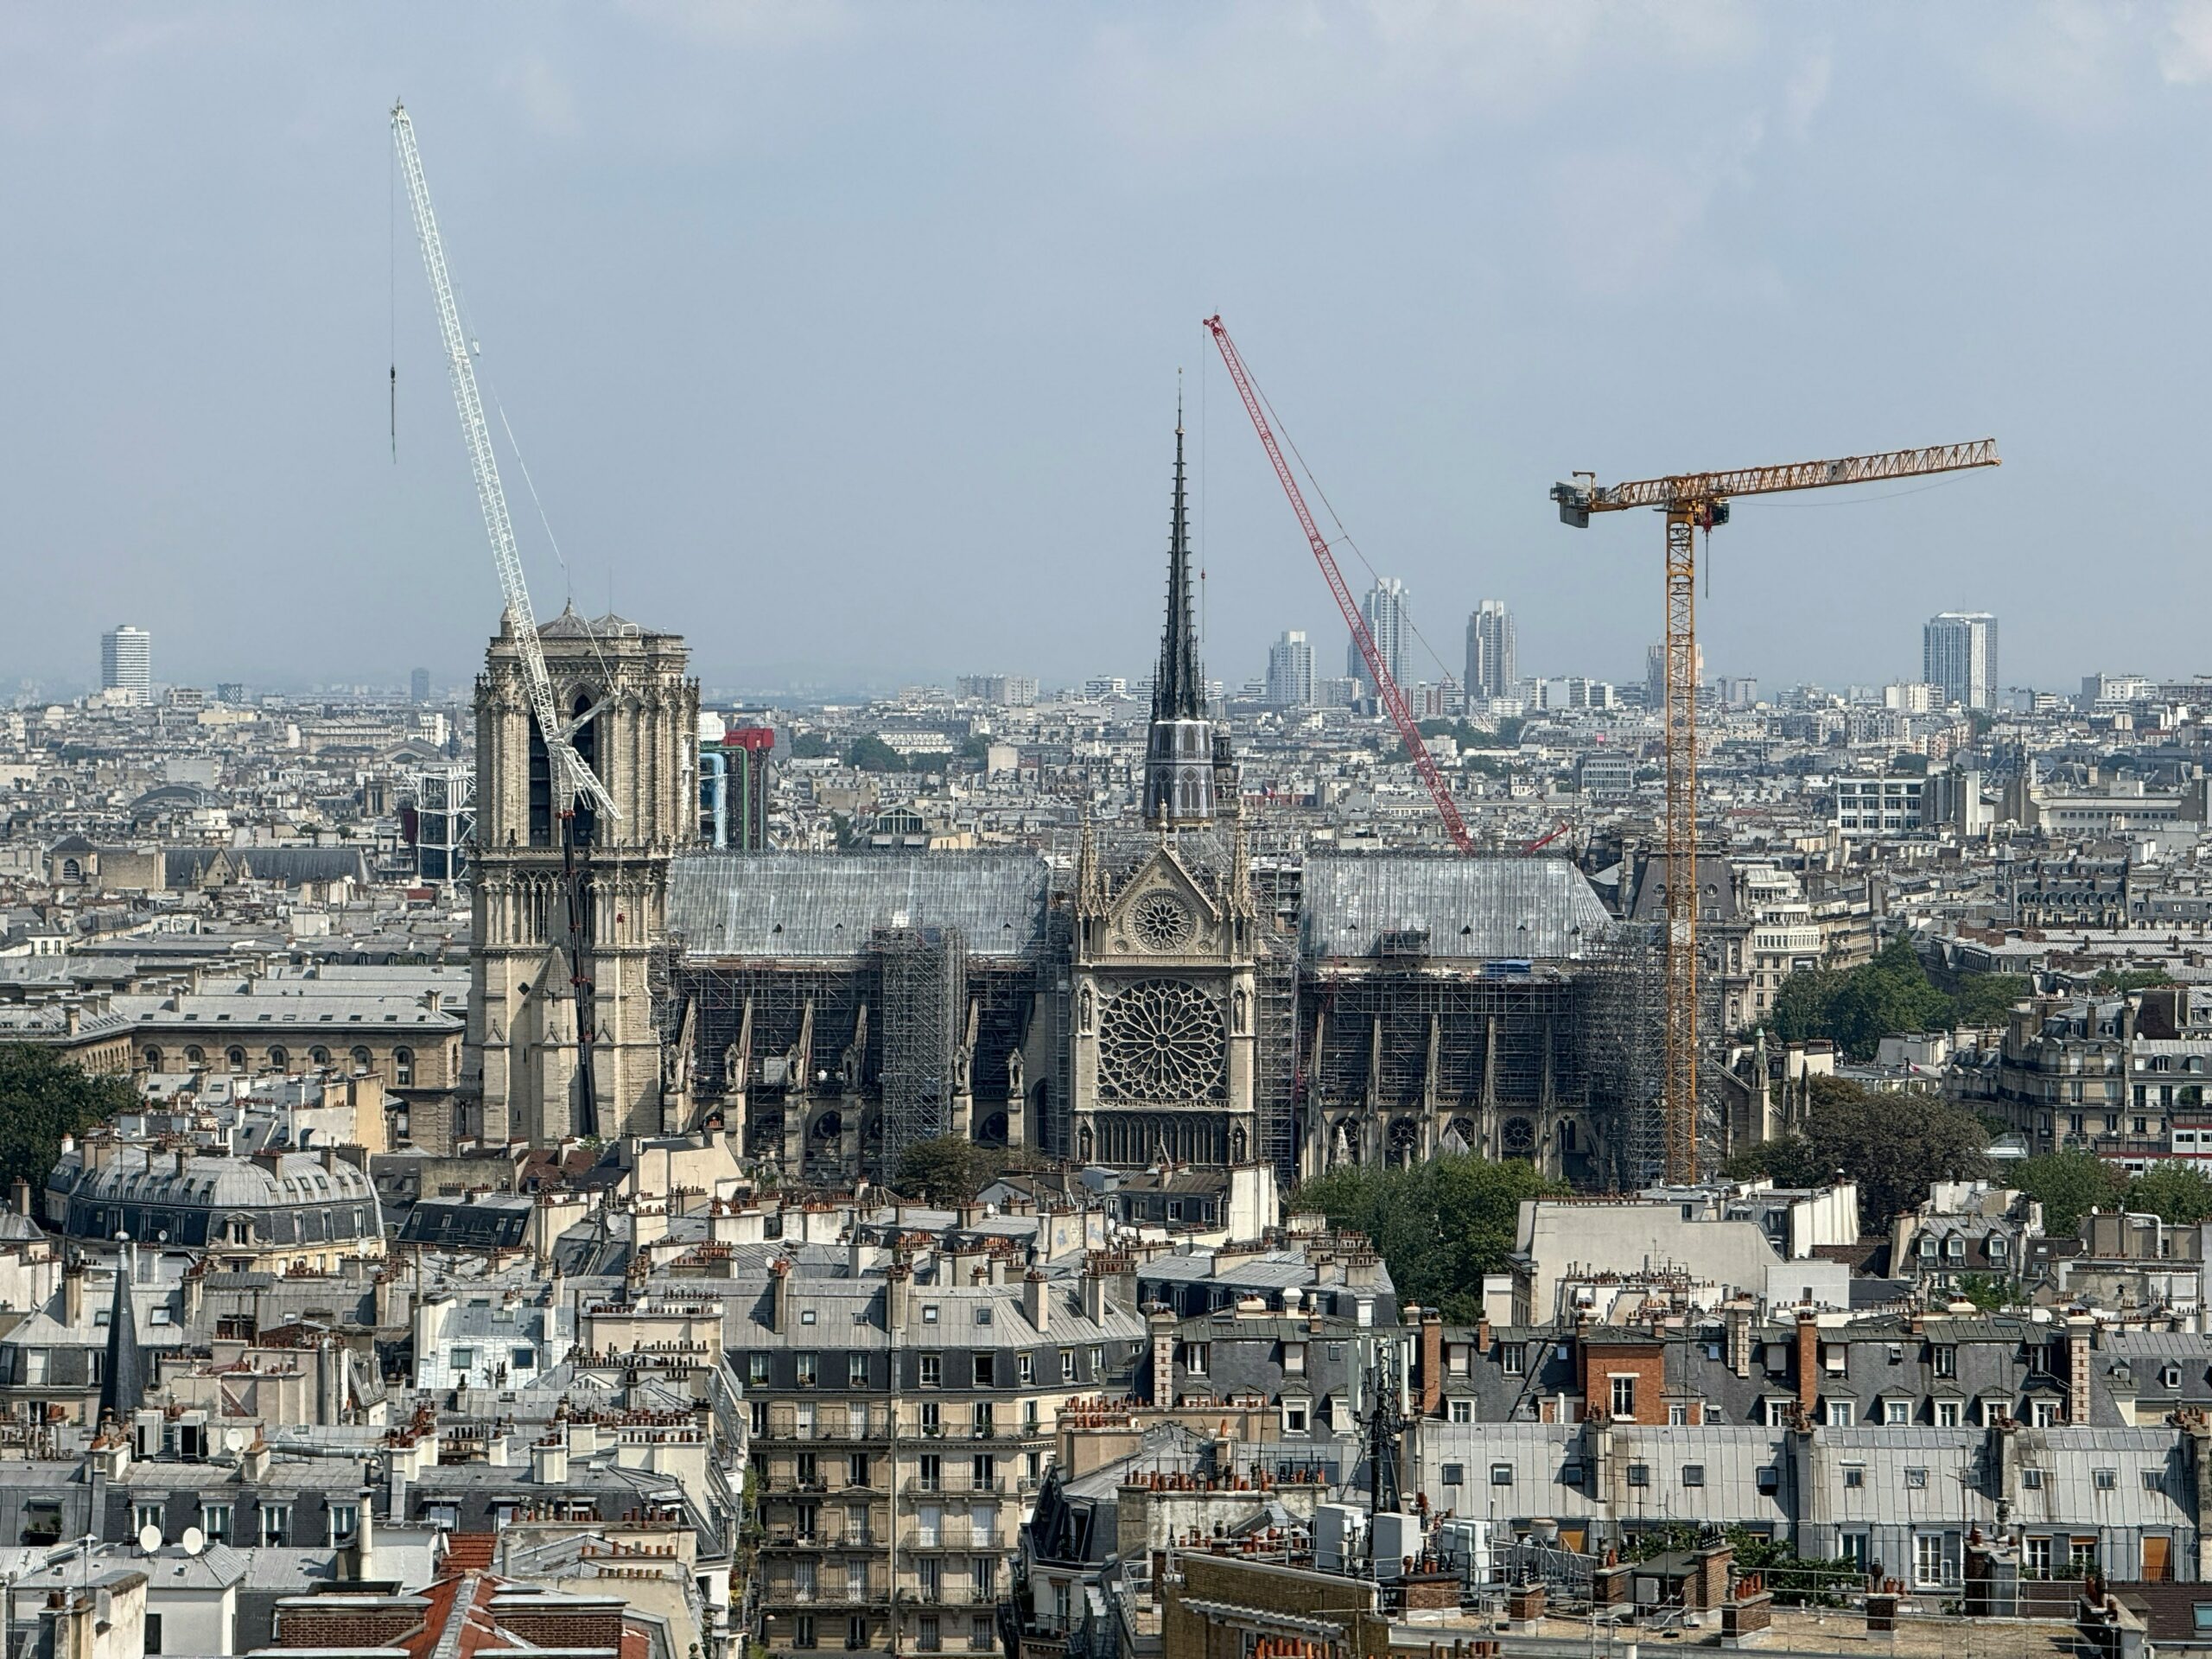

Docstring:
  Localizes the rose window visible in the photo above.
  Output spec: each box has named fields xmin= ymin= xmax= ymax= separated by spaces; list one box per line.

xmin=1096 ymin=979 xmax=1225 ymax=1103
xmin=1129 ymin=892 xmax=1195 ymax=953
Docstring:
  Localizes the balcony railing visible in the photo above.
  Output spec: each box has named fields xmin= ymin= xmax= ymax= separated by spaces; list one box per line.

xmin=903 ymin=1474 xmax=1007 ymax=1495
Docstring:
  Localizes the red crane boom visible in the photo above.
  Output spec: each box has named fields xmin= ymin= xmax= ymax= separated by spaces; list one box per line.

xmin=1203 ymin=315 xmax=1473 ymax=855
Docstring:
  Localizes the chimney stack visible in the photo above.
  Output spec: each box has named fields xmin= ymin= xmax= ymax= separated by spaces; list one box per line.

xmin=1023 ymin=1269 xmax=1050 ymax=1334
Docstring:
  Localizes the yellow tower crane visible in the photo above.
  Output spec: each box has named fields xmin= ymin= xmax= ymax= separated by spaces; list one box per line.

xmin=1551 ymin=439 xmax=2000 ymax=1186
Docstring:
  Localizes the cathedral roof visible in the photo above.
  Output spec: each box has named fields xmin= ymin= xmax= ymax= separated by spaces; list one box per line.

xmin=1300 ymin=855 xmax=1616 ymax=961
xmin=667 ymin=850 xmax=1052 ymax=960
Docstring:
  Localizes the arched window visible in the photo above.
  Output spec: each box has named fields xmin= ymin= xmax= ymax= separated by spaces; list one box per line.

xmin=350 ymin=1046 xmax=372 ymax=1075
xmin=308 ymin=1046 xmax=331 ymax=1068
xmin=225 ymin=1046 xmax=246 ymax=1072
xmin=393 ymin=1047 xmax=416 ymax=1087
xmin=184 ymin=1046 xmax=205 ymax=1068
xmin=143 ymin=1047 xmax=163 ymax=1073
xmin=59 ymin=858 xmax=81 ymax=883
xmin=268 ymin=1046 xmax=289 ymax=1072
xmin=569 ymin=690 xmax=602 ymax=847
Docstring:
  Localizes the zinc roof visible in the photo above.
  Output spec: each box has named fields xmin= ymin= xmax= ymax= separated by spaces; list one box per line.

xmin=667 ymin=851 xmax=1050 ymax=959
xmin=1300 ymin=855 xmax=1616 ymax=960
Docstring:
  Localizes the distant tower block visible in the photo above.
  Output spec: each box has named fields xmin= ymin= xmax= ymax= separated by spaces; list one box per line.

xmin=101 ymin=626 xmax=151 ymax=703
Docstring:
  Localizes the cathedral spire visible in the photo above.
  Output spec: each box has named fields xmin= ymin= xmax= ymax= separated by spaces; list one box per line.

xmin=1153 ymin=391 xmax=1204 ymax=724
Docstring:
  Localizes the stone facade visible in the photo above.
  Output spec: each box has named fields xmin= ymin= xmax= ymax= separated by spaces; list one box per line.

xmin=467 ymin=609 xmax=699 ymax=1147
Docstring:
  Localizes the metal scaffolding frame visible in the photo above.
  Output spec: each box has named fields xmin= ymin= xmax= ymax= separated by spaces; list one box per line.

xmin=874 ymin=925 xmax=967 ymax=1176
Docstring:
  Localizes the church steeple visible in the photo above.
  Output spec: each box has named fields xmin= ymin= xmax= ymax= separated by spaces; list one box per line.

xmin=1153 ymin=397 xmax=1204 ymax=724
xmin=1142 ymin=395 xmax=1223 ymax=830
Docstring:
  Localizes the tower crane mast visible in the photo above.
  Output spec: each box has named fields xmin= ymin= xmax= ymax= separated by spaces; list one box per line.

xmin=1553 ymin=438 xmax=1999 ymax=1186
xmin=1204 ymin=315 xmax=1474 ymax=855
xmin=390 ymin=100 xmax=615 ymax=825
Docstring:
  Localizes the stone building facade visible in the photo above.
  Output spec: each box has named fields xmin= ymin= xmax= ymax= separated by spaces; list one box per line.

xmin=466 ymin=608 xmax=698 ymax=1147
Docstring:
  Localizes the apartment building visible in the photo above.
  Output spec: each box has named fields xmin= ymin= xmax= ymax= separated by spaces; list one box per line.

xmin=742 ymin=1246 xmax=1147 ymax=1657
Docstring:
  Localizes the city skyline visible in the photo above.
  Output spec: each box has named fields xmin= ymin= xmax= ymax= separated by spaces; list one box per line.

xmin=7 ymin=8 xmax=2211 ymax=693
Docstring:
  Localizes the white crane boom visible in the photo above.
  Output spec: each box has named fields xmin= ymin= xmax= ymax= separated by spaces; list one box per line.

xmin=389 ymin=100 xmax=615 ymax=822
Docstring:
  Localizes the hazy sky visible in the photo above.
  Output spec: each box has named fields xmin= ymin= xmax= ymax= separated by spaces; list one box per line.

xmin=5 ymin=3 xmax=2210 ymax=698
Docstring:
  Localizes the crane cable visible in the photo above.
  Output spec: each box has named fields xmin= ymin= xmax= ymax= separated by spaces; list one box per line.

xmin=1244 ymin=365 xmax=1465 ymax=703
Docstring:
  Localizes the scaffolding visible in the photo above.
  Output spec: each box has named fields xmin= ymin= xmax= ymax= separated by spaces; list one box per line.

xmin=1583 ymin=920 xmax=1677 ymax=1191
xmin=874 ymin=925 xmax=967 ymax=1177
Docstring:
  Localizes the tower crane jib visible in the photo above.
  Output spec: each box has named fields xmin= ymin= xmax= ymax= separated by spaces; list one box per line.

xmin=389 ymin=100 xmax=616 ymax=823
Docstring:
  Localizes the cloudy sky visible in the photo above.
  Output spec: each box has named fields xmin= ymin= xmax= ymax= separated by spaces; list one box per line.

xmin=3 ymin=2 xmax=2209 ymax=698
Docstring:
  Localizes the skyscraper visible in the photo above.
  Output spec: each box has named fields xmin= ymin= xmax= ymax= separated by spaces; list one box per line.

xmin=100 ymin=626 xmax=150 ymax=702
xmin=410 ymin=667 xmax=431 ymax=703
xmin=1265 ymin=630 xmax=1314 ymax=709
xmin=1464 ymin=600 xmax=1516 ymax=702
xmin=1923 ymin=612 xmax=1999 ymax=710
xmin=1348 ymin=578 xmax=1409 ymax=697
xmin=1644 ymin=641 xmax=1705 ymax=710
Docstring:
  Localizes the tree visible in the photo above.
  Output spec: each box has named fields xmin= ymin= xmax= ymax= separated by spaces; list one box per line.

xmin=845 ymin=734 xmax=902 ymax=772
xmin=2123 ymin=1163 xmax=2212 ymax=1226
xmin=2011 ymin=1149 xmax=2126 ymax=1236
xmin=893 ymin=1136 xmax=1014 ymax=1206
xmin=1950 ymin=973 xmax=2032 ymax=1027
xmin=790 ymin=732 xmax=833 ymax=760
xmin=1766 ymin=938 xmax=1977 ymax=1060
xmin=1727 ymin=1078 xmax=1989 ymax=1228
xmin=1294 ymin=1154 xmax=1561 ymax=1321
xmin=0 ymin=1046 xmax=137 ymax=1192
xmin=2093 ymin=968 xmax=2173 ymax=994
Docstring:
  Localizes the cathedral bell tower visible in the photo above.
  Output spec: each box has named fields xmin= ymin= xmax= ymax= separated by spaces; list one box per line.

xmin=466 ymin=610 xmax=698 ymax=1148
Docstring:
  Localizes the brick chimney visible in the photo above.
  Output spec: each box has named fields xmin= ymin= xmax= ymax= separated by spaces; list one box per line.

xmin=1795 ymin=1307 xmax=1821 ymax=1420
xmin=2068 ymin=1315 xmax=2094 ymax=1425
xmin=1726 ymin=1298 xmax=1755 ymax=1380
xmin=1147 ymin=1306 xmax=1178 ymax=1408
xmin=1022 ymin=1269 xmax=1049 ymax=1334
xmin=768 ymin=1255 xmax=791 ymax=1335
xmin=1420 ymin=1309 xmax=1443 ymax=1417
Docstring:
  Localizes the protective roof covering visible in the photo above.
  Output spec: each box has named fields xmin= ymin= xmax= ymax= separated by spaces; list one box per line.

xmin=1300 ymin=855 xmax=1615 ymax=960
xmin=668 ymin=851 xmax=1051 ymax=959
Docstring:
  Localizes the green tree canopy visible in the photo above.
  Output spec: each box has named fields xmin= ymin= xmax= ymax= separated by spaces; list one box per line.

xmin=846 ymin=734 xmax=904 ymax=772
xmin=789 ymin=732 xmax=833 ymax=760
xmin=2093 ymin=968 xmax=2174 ymax=994
xmin=1950 ymin=973 xmax=2033 ymax=1027
xmin=2121 ymin=1163 xmax=2212 ymax=1227
xmin=2010 ymin=1148 xmax=2126 ymax=1235
xmin=1294 ymin=1154 xmax=1561 ymax=1321
xmin=893 ymin=1135 xmax=1029 ymax=1206
xmin=0 ymin=1046 xmax=137 ymax=1192
xmin=1769 ymin=939 xmax=2029 ymax=1059
xmin=1724 ymin=1077 xmax=1989 ymax=1228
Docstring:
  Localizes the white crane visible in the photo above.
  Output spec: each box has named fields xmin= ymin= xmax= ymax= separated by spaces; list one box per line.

xmin=390 ymin=99 xmax=616 ymax=825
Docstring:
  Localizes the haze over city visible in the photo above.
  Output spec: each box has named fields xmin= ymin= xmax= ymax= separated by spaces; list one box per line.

xmin=7 ymin=3 xmax=2210 ymax=693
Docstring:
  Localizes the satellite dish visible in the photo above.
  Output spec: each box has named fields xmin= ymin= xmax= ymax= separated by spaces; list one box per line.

xmin=224 ymin=1427 xmax=248 ymax=1453
xmin=137 ymin=1525 xmax=161 ymax=1555
xmin=181 ymin=1527 xmax=204 ymax=1557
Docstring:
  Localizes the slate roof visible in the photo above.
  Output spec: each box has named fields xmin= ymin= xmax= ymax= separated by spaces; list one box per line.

xmin=667 ymin=851 xmax=1052 ymax=959
xmin=1300 ymin=855 xmax=1615 ymax=960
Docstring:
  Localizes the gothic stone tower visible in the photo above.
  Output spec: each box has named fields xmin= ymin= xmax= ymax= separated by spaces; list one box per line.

xmin=467 ymin=609 xmax=698 ymax=1147
xmin=1069 ymin=413 xmax=1256 ymax=1169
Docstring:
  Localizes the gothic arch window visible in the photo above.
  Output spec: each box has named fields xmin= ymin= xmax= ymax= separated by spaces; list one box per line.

xmin=527 ymin=719 xmax=554 ymax=849
xmin=1097 ymin=981 xmax=1226 ymax=1104
xmin=569 ymin=689 xmax=604 ymax=846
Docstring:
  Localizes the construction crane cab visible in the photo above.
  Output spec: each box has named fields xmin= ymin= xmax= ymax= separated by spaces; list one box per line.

xmin=1550 ymin=475 xmax=1598 ymax=527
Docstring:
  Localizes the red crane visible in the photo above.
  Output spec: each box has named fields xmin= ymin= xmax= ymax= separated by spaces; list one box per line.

xmin=1203 ymin=315 xmax=1474 ymax=855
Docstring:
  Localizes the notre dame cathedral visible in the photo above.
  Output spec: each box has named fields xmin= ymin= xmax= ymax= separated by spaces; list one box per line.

xmin=461 ymin=414 xmax=1649 ymax=1187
